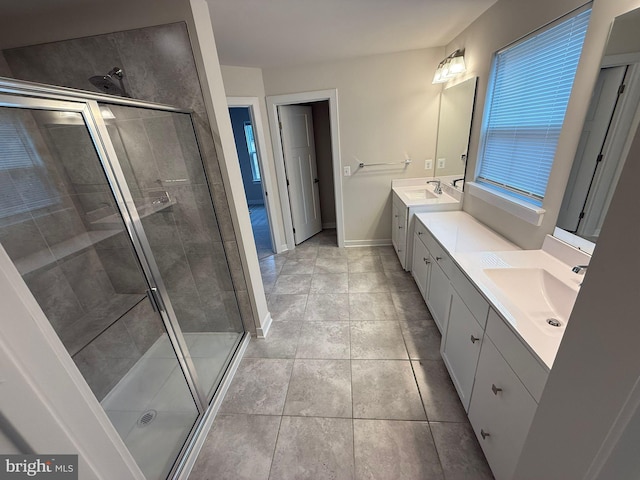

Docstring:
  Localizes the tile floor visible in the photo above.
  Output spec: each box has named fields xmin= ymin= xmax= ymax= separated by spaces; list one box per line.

xmin=249 ymin=205 xmax=274 ymax=259
xmin=190 ymin=229 xmax=493 ymax=480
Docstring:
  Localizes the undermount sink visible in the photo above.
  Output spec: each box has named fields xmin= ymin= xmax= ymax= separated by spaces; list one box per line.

xmin=402 ymin=188 xmax=437 ymax=200
xmin=483 ymin=268 xmax=578 ymax=327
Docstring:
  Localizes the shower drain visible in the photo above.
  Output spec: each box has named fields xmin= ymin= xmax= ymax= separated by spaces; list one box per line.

xmin=137 ymin=409 xmax=157 ymax=427
xmin=547 ymin=318 xmax=562 ymax=327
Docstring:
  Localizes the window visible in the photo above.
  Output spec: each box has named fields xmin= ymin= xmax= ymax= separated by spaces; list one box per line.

xmin=243 ymin=121 xmax=261 ymax=183
xmin=477 ymin=8 xmax=591 ymax=206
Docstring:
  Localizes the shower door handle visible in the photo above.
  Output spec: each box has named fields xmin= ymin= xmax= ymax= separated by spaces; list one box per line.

xmin=146 ymin=287 xmax=164 ymax=313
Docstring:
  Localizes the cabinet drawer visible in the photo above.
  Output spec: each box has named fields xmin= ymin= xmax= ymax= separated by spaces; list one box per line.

xmin=425 ymin=238 xmax=453 ymax=280
xmin=486 ymin=310 xmax=549 ymax=402
xmin=414 ymin=220 xmax=430 ymax=249
xmin=469 ymin=336 xmax=538 ymax=480
xmin=450 ymin=263 xmax=489 ymax=328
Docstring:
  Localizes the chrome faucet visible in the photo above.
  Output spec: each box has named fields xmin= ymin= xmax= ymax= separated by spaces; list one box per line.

xmin=452 ymin=178 xmax=464 ymax=187
xmin=572 ymin=265 xmax=589 ymax=274
xmin=427 ymin=180 xmax=442 ymax=194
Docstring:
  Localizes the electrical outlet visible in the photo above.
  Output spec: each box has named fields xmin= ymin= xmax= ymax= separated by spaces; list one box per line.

xmin=343 ymin=166 xmax=351 ymax=176
xmin=438 ymin=158 xmax=446 ymax=169
xmin=425 ymin=159 xmax=433 ymax=170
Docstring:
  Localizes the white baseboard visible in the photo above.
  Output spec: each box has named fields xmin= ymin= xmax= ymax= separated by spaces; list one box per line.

xmin=276 ymin=244 xmax=289 ymax=254
xmin=322 ymin=222 xmax=336 ymax=229
xmin=256 ymin=312 xmax=272 ymax=338
xmin=344 ymin=239 xmax=393 ymax=247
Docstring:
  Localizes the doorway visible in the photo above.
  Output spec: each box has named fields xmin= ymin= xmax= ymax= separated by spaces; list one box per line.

xmin=227 ymin=97 xmax=281 ymax=259
xmin=267 ymin=89 xmax=344 ymax=249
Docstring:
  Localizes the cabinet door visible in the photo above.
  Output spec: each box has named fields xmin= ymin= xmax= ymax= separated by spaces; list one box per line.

xmin=391 ymin=201 xmax=406 ymax=268
xmin=441 ymin=289 xmax=483 ymax=411
xmin=427 ymin=259 xmax=450 ymax=333
xmin=411 ymin=234 xmax=431 ymax=300
xmin=468 ymin=336 xmax=538 ymax=480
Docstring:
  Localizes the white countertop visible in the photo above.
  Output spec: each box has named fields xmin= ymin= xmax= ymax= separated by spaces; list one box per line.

xmin=415 ymin=211 xmax=519 ymax=253
xmin=415 ymin=211 xmax=583 ymax=370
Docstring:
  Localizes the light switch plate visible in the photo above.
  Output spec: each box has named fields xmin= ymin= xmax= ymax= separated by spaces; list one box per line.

xmin=425 ymin=159 xmax=433 ymax=170
xmin=438 ymin=158 xmax=446 ymax=169
xmin=343 ymin=166 xmax=351 ymax=176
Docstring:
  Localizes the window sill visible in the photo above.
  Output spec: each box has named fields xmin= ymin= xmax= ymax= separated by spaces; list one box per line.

xmin=466 ymin=182 xmax=546 ymax=226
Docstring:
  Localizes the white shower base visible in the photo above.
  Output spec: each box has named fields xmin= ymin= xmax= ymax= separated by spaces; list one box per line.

xmin=101 ymin=332 xmax=241 ymax=479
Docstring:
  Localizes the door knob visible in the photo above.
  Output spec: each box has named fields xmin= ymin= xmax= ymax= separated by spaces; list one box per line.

xmin=481 ymin=429 xmax=490 ymax=439
xmin=491 ymin=384 xmax=503 ymax=395
xmin=314 ymin=178 xmax=319 ymax=184
xmin=470 ymin=335 xmax=480 ymax=344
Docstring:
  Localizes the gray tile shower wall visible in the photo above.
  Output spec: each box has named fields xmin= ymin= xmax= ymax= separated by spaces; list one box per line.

xmin=2 ymin=22 xmax=253 ymax=333
xmin=101 ymin=103 xmax=242 ymax=334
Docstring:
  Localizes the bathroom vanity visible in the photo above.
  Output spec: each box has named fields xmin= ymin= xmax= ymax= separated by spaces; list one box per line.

xmin=391 ymin=177 xmax=462 ymax=270
xmin=411 ymin=211 xmax=588 ymax=480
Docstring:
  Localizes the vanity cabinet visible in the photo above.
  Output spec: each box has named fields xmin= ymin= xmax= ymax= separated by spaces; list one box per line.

xmin=409 ymin=212 xmax=551 ymax=480
xmin=468 ymin=309 xmax=544 ymax=480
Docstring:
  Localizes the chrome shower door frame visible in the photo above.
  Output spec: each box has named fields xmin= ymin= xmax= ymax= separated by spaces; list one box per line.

xmin=0 ymin=77 xmax=248 ymax=479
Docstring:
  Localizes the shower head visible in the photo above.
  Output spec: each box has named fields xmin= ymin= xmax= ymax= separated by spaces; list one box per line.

xmin=89 ymin=67 xmax=128 ymax=97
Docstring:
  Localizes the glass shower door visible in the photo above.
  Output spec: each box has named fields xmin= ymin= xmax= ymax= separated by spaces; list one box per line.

xmin=0 ymin=101 xmax=200 ymax=480
xmin=99 ymin=103 xmax=245 ymax=400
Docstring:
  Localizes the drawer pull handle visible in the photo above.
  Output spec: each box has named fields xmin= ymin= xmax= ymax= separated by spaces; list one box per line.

xmin=423 ymin=257 xmax=430 ymax=264
xmin=470 ymin=335 xmax=480 ymax=344
xmin=491 ymin=384 xmax=503 ymax=395
xmin=394 ymin=214 xmax=398 ymax=218
xmin=436 ymin=256 xmax=443 ymax=261
xmin=398 ymin=226 xmax=403 ymax=229
xmin=418 ymin=231 xmax=423 ymax=235
xmin=480 ymin=429 xmax=490 ymax=439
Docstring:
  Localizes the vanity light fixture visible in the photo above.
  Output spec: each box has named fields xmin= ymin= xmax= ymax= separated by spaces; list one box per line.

xmin=432 ymin=49 xmax=466 ymax=84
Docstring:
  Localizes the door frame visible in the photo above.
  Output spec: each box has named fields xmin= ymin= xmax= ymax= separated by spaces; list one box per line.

xmin=226 ymin=97 xmax=282 ymax=253
xmin=266 ymin=89 xmax=344 ymax=249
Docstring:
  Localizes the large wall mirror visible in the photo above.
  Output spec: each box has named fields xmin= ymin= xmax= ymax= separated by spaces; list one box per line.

xmin=556 ymin=7 xmax=640 ymax=249
xmin=434 ymin=76 xmax=478 ymax=186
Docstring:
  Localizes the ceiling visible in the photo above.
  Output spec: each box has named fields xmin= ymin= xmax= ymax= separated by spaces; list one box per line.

xmin=0 ymin=0 xmax=497 ymax=68
xmin=206 ymin=0 xmax=497 ymax=68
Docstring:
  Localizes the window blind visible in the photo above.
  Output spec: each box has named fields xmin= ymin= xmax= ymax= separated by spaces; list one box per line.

xmin=477 ymin=9 xmax=591 ymax=203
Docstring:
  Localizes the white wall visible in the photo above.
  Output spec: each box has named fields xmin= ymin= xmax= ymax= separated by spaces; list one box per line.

xmin=261 ymin=48 xmax=444 ymax=244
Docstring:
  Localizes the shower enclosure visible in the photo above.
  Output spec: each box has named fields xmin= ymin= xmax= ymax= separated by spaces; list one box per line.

xmin=0 ymin=78 xmax=248 ymax=479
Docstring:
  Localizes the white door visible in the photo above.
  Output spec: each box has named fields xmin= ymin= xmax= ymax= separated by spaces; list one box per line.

xmin=278 ymin=105 xmax=322 ymax=244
